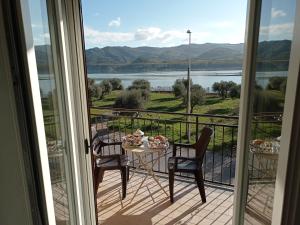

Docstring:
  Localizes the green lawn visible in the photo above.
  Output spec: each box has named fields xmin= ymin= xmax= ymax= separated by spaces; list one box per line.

xmin=90 ymin=91 xmax=240 ymax=149
xmin=91 ymin=90 xmax=240 ymax=117
xmin=89 ymin=90 xmax=282 ymax=151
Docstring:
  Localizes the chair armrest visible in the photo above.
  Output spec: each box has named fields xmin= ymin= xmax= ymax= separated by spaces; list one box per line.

xmin=172 ymin=143 xmax=195 ymax=156
xmin=173 ymin=156 xmax=197 ymax=163
xmin=173 ymin=143 xmax=194 ymax=148
xmin=103 ymin=141 xmax=122 ymax=146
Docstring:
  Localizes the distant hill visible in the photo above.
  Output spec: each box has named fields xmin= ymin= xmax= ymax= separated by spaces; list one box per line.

xmin=35 ymin=40 xmax=291 ymax=73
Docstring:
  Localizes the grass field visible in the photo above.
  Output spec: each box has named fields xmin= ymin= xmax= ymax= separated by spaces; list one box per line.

xmin=90 ymin=91 xmax=241 ymax=151
xmin=91 ymin=91 xmax=240 ymax=117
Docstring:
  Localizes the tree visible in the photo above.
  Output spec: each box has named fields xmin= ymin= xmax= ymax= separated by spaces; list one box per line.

xmin=224 ymin=81 xmax=236 ymax=98
xmin=114 ymin=89 xmax=145 ymax=109
xmin=212 ymin=81 xmax=238 ymax=99
xmin=127 ymin=79 xmax=150 ymax=101
xmin=100 ymin=80 xmax=112 ymax=95
xmin=229 ymin=84 xmax=241 ymax=98
xmin=172 ymin=79 xmax=186 ymax=98
xmin=108 ymin=78 xmax=123 ymax=90
xmin=183 ymin=84 xmax=206 ymax=113
xmin=95 ymin=85 xmax=103 ymax=99
xmin=87 ymin=78 xmax=97 ymax=102
xmin=266 ymin=77 xmax=287 ymax=92
xmin=212 ymin=82 xmax=224 ymax=98
xmin=172 ymin=78 xmax=193 ymax=98
xmin=128 ymin=79 xmax=150 ymax=91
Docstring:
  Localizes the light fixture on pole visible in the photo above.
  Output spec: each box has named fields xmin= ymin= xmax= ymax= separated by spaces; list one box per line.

xmin=186 ymin=29 xmax=191 ymax=141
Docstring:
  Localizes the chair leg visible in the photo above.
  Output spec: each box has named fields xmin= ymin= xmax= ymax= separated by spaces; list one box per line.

xmin=94 ymin=168 xmax=100 ymax=195
xmin=195 ymin=169 xmax=206 ymax=203
xmin=99 ymin=169 xmax=104 ymax=183
xmin=121 ymin=167 xmax=127 ymax=199
xmin=126 ymin=166 xmax=130 ymax=181
xmin=169 ymin=169 xmax=175 ymax=203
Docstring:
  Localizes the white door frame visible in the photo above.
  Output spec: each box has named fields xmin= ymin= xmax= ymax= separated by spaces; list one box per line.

xmin=18 ymin=1 xmax=57 ymax=224
xmin=232 ymin=0 xmax=261 ymax=223
xmin=272 ymin=0 xmax=300 ymax=223
xmin=233 ymin=0 xmax=300 ymax=224
xmin=54 ymin=0 xmax=96 ymax=224
xmin=16 ymin=0 xmax=96 ymax=224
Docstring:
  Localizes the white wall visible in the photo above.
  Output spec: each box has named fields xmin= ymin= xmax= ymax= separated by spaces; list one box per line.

xmin=0 ymin=3 xmax=34 ymax=224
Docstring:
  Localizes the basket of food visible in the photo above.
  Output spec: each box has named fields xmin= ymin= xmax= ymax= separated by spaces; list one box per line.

xmin=250 ymin=139 xmax=280 ymax=154
xmin=122 ymin=129 xmax=144 ymax=148
xmin=147 ymin=135 xmax=169 ymax=150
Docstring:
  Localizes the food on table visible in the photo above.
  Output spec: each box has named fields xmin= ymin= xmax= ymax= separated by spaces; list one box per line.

xmin=122 ymin=130 xmax=143 ymax=147
xmin=134 ymin=129 xmax=144 ymax=137
xmin=147 ymin=135 xmax=169 ymax=149
xmin=251 ymin=139 xmax=280 ymax=154
xmin=252 ymin=139 xmax=264 ymax=146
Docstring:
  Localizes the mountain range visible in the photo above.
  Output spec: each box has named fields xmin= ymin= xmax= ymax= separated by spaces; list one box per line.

xmin=35 ymin=40 xmax=291 ymax=73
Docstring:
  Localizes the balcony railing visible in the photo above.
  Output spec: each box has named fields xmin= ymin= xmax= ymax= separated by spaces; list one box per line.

xmin=90 ymin=107 xmax=239 ymax=186
xmin=44 ymin=108 xmax=282 ymax=187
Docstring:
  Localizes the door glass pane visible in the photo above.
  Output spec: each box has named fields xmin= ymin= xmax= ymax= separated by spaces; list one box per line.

xmin=245 ymin=0 xmax=296 ymax=224
xmin=26 ymin=0 xmax=74 ymax=224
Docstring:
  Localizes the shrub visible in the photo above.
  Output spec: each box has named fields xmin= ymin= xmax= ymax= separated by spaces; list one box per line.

xmin=128 ymin=79 xmax=150 ymax=91
xmin=229 ymin=84 xmax=241 ymax=98
xmin=100 ymin=80 xmax=112 ymax=95
xmin=183 ymin=84 xmax=206 ymax=112
xmin=95 ymin=85 xmax=103 ymax=99
xmin=172 ymin=79 xmax=187 ymax=98
xmin=212 ymin=81 xmax=237 ymax=99
xmin=114 ymin=89 xmax=145 ymax=109
xmin=87 ymin=78 xmax=97 ymax=99
xmin=266 ymin=77 xmax=287 ymax=91
xmin=108 ymin=78 xmax=123 ymax=90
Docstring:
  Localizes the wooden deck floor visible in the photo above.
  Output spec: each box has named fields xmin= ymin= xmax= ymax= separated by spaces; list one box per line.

xmin=96 ymin=171 xmax=233 ymax=225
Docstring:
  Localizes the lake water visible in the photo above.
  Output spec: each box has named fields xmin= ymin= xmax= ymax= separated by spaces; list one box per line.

xmin=38 ymin=70 xmax=288 ymax=96
xmin=88 ymin=70 xmax=288 ymax=91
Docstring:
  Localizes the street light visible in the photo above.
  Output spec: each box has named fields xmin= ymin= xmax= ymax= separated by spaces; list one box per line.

xmin=186 ymin=29 xmax=191 ymax=141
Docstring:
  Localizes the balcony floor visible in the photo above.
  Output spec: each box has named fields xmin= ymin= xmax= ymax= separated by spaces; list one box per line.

xmin=96 ymin=171 xmax=234 ymax=225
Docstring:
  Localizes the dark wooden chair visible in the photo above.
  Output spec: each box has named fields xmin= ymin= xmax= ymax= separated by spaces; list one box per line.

xmin=92 ymin=136 xmax=130 ymax=201
xmin=168 ymin=127 xmax=213 ymax=203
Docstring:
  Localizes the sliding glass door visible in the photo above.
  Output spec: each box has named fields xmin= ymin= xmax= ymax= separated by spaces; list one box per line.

xmin=17 ymin=0 xmax=96 ymax=224
xmin=234 ymin=0 xmax=298 ymax=224
xmin=21 ymin=0 xmax=76 ymax=224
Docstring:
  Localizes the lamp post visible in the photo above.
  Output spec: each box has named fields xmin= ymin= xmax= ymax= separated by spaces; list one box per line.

xmin=186 ymin=29 xmax=191 ymax=141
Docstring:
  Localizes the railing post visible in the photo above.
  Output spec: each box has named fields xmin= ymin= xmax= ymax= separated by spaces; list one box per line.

xmin=196 ymin=116 xmax=199 ymax=141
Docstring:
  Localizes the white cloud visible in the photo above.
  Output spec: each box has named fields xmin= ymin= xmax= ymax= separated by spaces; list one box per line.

xmin=108 ymin=17 xmax=121 ymax=27
xmin=134 ymin=27 xmax=211 ymax=45
xmin=271 ymin=8 xmax=286 ymax=18
xmin=93 ymin=12 xmax=100 ymax=17
xmin=260 ymin=23 xmax=294 ymax=40
xmin=84 ymin=26 xmax=133 ymax=45
xmin=135 ymin=27 xmax=161 ymax=41
xmin=84 ymin=26 xmax=243 ymax=48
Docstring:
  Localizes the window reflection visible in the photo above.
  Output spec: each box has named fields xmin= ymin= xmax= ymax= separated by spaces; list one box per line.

xmin=245 ymin=0 xmax=296 ymax=224
xmin=28 ymin=0 xmax=72 ymax=224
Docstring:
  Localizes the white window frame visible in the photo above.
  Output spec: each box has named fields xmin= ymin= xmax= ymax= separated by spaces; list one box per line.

xmin=233 ymin=0 xmax=300 ymax=224
xmin=233 ymin=0 xmax=261 ymax=223
xmin=17 ymin=0 xmax=96 ymax=224
xmin=272 ymin=0 xmax=300 ymax=223
xmin=53 ymin=0 xmax=96 ymax=224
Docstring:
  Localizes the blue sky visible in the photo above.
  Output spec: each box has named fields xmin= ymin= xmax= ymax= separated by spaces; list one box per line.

xmin=259 ymin=0 xmax=296 ymax=42
xmin=28 ymin=0 xmax=296 ymax=48
xmin=81 ymin=0 xmax=248 ymax=48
